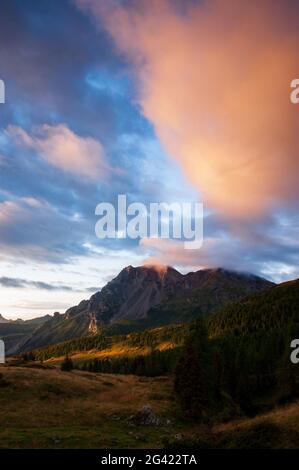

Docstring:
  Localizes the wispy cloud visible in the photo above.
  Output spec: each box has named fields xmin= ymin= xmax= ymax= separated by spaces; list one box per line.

xmin=0 ymin=276 xmax=99 ymax=293
xmin=6 ymin=124 xmax=109 ymax=180
xmin=85 ymin=286 xmax=101 ymax=293
xmin=0 ymin=196 xmax=92 ymax=263
xmin=0 ymin=276 xmax=75 ymax=291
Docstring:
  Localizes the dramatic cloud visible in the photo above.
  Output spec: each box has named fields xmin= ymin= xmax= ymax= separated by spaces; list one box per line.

xmin=77 ymin=0 xmax=299 ymax=217
xmin=140 ymin=211 xmax=299 ymax=283
xmin=7 ymin=124 xmax=109 ymax=180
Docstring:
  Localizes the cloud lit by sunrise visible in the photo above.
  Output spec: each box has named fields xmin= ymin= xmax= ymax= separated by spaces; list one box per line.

xmin=7 ymin=124 xmax=108 ymax=180
xmin=77 ymin=0 xmax=299 ymax=217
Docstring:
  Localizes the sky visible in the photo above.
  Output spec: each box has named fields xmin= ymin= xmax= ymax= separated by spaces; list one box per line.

xmin=0 ymin=0 xmax=298 ymax=319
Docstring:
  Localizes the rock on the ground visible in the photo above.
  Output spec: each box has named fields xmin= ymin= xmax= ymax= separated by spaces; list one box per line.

xmin=131 ymin=405 xmax=160 ymax=426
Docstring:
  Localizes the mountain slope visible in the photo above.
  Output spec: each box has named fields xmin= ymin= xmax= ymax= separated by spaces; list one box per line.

xmin=174 ymin=278 xmax=299 ymax=420
xmin=0 ymin=315 xmax=52 ymax=355
xmin=143 ymin=268 xmax=274 ymax=329
xmin=17 ymin=265 xmax=273 ymax=353
xmin=208 ymin=278 xmax=299 ymax=338
xmin=24 ymin=277 xmax=299 ymax=364
xmin=17 ymin=276 xmax=299 ymax=427
xmin=0 ymin=314 xmax=10 ymax=324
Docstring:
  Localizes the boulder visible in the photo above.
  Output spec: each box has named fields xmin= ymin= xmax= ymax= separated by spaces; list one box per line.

xmin=131 ymin=405 xmax=160 ymax=426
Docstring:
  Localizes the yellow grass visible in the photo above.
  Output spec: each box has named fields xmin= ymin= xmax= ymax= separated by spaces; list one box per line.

xmin=0 ymin=365 xmax=184 ymax=448
xmin=1 ymin=365 xmax=299 ymax=448
xmin=44 ymin=340 xmax=178 ymax=364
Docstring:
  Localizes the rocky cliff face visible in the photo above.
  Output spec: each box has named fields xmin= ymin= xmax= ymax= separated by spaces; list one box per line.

xmin=89 ymin=265 xmax=183 ymax=324
xmin=17 ymin=265 xmax=274 ymax=353
xmin=83 ymin=265 xmax=273 ymax=329
xmin=58 ymin=265 xmax=183 ymax=335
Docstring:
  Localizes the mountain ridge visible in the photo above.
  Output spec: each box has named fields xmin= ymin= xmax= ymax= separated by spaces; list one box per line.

xmin=12 ymin=264 xmax=273 ymax=354
xmin=0 ymin=314 xmax=53 ymax=355
xmin=26 ymin=277 xmax=299 ymax=369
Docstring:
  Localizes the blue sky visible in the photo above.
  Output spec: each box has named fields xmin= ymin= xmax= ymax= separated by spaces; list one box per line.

xmin=0 ymin=0 xmax=298 ymax=318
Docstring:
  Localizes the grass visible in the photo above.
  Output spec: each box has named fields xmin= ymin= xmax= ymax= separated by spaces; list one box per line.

xmin=0 ymin=365 xmax=189 ymax=448
xmin=42 ymin=341 xmax=179 ymax=365
xmin=1 ymin=365 xmax=299 ymax=449
xmin=213 ymin=401 xmax=299 ymax=448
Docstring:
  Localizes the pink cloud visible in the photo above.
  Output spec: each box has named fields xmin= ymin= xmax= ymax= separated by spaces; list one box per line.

xmin=77 ymin=0 xmax=299 ymax=217
xmin=7 ymin=124 xmax=109 ymax=180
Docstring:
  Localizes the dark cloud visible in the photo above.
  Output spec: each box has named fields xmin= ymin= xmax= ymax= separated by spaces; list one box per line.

xmin=0 ymin=197 xmax=94 ymax=263
xmin=0 ymin=276 xmax=74 ymax=291
xmin=0 ymin=0 xmax=145 ymax=140
xmin=0 ymin=276 xmax=101 ymax=293
xmin=85 ymin=286 xmax=101 ymax=293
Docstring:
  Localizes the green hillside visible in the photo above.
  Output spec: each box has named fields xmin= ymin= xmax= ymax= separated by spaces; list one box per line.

xmin=23 ymin=324 xmax=189 ymax=363
xmin=176 ymin=280 xmax=299 ymax=421
xmin=208 ymin=278 xmax=299 ymax=337
xmin=18 ymin=278 xmax=299 ymax=421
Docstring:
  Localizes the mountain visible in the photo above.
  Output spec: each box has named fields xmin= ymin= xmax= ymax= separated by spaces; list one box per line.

xmin=0 ymin=314 xmax=10 ymax=323
xmin=0 ymin=314 xmax=52 ymax=355
xmin=16 ymin=275 xmax=299 ymax=432
xmin=175 ymin=278 xmax=299 ymax=419
xmin=137 ymin=267 xmax=274 ymax=331
xmin=16 ymin=265 xmax=273 ymax=353
xmin=27 ymin=277 xmax=299 ymax=365
xmin=208 ymin=277 xmax=299 ymax=338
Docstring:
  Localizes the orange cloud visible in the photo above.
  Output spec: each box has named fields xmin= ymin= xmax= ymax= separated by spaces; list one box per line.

xmin=78 ymin=0 xmax=299 ymax=217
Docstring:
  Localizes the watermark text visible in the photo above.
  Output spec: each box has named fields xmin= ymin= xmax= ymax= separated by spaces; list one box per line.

xmin=0 ymin=79 xmax=5 ymax=104
xmin=0 ymin=340 xmax=5 ymax=364
xmin=95 ymin=195 xmax=203 ymax=250
xmin=290 ymin=79 xmax=299 ymax=104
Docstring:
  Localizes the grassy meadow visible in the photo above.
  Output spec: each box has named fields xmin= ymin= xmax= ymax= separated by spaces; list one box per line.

xmin=1 ymin=364 xmax=299 ymax=449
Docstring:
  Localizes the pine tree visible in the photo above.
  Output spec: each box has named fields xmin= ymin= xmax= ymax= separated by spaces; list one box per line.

xmin=174 ymin=319 xmax=215 ymax=420
xmin=61 ymin=355 xmax=73 ymax=372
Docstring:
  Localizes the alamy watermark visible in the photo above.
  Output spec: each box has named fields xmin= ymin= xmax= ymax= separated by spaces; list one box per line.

xmin=290 ymin=339 xmax=299 ymax=364
xmin=290 ymin=79 xmax=299 ymax=104
xmin=95 ymin=195 xmax=203 ymax=249
xmin=0 ymin=340 xmax=5 ymax=364
xmin=0 ymin=79 xmax=5 ymax=104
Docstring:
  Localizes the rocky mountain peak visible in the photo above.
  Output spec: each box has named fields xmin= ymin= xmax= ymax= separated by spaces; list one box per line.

xmin=16 ymin=265 xmax=274 ymax=353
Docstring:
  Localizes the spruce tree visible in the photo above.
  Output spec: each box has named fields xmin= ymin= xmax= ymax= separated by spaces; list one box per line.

xmin=174 ymin=319 xmax=215 ymax=420
xmin=60 ymin=355 xmax=74 ymax=372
